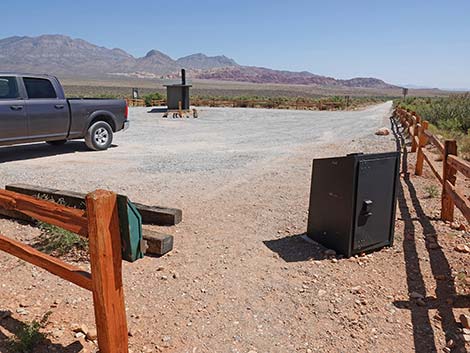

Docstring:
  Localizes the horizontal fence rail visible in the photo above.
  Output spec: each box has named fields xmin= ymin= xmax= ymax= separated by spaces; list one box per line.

xmin=0 ymin=189 xmax=130 ymax=353
xmin=395 ymin=107 xmax=470 ymax=224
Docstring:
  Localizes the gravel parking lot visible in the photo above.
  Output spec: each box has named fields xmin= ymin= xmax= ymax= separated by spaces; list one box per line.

xmin=0 ymin=102 xmax=393 ymax=208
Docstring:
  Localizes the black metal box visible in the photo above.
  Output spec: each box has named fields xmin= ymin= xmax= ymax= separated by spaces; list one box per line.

xmin=307 ymin=152 xmax=399 ymax=257
xmin=165 ymin=84 xmax=191 ymax=110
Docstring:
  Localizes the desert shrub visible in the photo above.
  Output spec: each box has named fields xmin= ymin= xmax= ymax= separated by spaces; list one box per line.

xmin=9 ymin=312 xmax=51 ymax=353
xmin=36 ymin=221 xmax=88 ymax=256
xmin=143 ymin=92 xmax=164 ymax=106
xmin=424 ymin=184 xmax=440 ymax=198
xmin=397 ymin=94 xmax=470 ymax=159
xmin=34 ymin=196 xmax=88 ymax=256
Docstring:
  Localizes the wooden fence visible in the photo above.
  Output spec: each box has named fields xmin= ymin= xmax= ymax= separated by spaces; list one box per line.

xmin=0 ymin=189 xmax=130 ymax=353
xmin=125 ymin=98 xmax=146 ymax=107
xmin=395 ymin=107 xmax=470 ymax=224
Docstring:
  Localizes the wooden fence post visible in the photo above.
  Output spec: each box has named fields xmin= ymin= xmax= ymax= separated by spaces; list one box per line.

xmin=441 ymin=140 xmax=458 ymax=222
xmin=415 ymin=121 xmax=429 ymax=176
xmin=411 ymin=115 xmax=421 ymax=152
xmin=86 ymin=190 xmax=129 ymax=353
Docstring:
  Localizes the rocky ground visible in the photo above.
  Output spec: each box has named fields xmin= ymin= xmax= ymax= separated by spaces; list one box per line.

xmin=0 ymin=103 xmax=468 ymax=353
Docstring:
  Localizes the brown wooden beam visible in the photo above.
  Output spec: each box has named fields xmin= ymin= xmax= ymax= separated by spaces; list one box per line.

xmin=142 ymin=229 xmax=173 ymax=256
xmin=0 ymin=190 xmax=88 ymax=237
xmin=5 ymin=184 xmax=182 ymax=226
xmin=0 ymin=233 xmax=92 ymax=290
xmin=424 ymin=130 xmax=444 ymax=155
xmin=444 ymin=181 xmax=470 ymax=222
xmin=447 ymin=155 xmax=470 ymax=179
xmin=422 ymin=151 xmax=443 ymax=184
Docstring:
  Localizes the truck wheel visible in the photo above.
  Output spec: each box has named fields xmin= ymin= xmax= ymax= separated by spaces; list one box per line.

xmin=46 ymin=140 xmax=67 ymax=146
xmin=85 ymin=121 xmax=113 ymax=151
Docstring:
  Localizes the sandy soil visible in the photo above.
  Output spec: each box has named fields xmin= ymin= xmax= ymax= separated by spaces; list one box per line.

xmin=0 ymin=103 xmax=468 ymax=353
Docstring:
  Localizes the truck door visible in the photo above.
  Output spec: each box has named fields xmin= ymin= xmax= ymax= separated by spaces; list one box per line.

xmin=0 ymin=76 xmax=27 ymax=143
xmin=22 ymin=77 xmax=69 ymax=140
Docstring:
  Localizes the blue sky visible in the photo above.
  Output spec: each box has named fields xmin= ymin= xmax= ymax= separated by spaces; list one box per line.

xmin=2 ymin=0 xmax=469 ymax=89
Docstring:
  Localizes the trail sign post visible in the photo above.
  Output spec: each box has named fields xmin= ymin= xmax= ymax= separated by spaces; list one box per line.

xmin=132 ymin=88 xmax=139 ymax=99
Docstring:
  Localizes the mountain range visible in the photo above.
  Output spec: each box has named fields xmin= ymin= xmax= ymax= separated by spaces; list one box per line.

xmin=0 ymin=35 xmax=398 ymax=89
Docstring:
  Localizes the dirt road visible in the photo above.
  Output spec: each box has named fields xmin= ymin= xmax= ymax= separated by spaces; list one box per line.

xmin=0 ymin=102 xmax=468 ymax=353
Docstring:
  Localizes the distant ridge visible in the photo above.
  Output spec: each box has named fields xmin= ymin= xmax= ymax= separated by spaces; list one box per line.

xmin=0 ymin=34 xmax=398 ymax=89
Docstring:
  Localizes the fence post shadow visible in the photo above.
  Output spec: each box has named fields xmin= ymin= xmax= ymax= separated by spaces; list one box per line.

xmin=391 ymin=115 xmax=469 ymax=353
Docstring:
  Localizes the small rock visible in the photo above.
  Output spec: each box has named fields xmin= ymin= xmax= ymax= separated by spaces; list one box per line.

xmin=16 ymin=308 xmax=28 ymax=315
xmin=460 ymin=314 xmax=470 ymax=329
xmin=160 ymin=275 xmax=168 ymax=280
xmin=445 ymin=339 xmax=454 ymax=348
xmin=86 ymin=328 xmax=97 ymax=341
xmin=52 ymin=329 xmax=64 ymax=338
xmin=324 ymin=249 xmax=336 ymax=257
xmin=462 ymin=334 xmax=470 ymax=342
xmin=75 ymin=332 xmax=85 ymax=339
xmin=72 ymin=324 xmax=88 ymax=335
xmin=375 ymin=127 xmax=390 ymax=136
xmin=410 ymin=292 xmax=424 ymax=300
xmin=350 ymin=286 xmax=362 ymax=294
xmin=455 ymin=244 xmax=470 ymax=253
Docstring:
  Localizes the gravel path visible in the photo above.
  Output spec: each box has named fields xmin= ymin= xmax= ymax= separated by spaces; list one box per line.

xmin=0 ymin=102 xmax=394 ymax=207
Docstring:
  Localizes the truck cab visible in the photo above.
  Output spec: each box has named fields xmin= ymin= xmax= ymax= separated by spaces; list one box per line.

xmin=0 ymin=73 xmax=128 ymax=150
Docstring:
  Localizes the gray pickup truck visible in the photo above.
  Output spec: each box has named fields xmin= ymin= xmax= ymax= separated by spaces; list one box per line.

xmin=0 ymin=73 xmax=129 ymax=151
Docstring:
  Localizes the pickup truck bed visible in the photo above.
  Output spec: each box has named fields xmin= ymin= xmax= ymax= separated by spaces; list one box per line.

xmin=0 ymin=73 xmax=129 ymax=150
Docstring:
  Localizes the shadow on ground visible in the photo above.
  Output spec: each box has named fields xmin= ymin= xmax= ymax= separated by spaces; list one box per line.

xmin=0 ymin=142 xmax=117 ymax=163
xmin=147 ymin=107 xmax=168 ymax=113
xmin=391 ymin=115 xmax=470 ymax=353
xmin=263 ymin=233 xmax=327 ymax=262
xmin=0 ymin=310 xmax=83 ymax=353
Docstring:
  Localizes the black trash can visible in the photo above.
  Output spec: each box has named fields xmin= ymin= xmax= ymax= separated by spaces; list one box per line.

xmin=307 ymin=152 xmax=399 ymax=257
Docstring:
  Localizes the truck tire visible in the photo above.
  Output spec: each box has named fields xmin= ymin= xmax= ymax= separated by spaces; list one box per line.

xmin=46 ymin=140 xmax=67 ymax=146
xmin=85 ymin=121 xmax=113 ymax=151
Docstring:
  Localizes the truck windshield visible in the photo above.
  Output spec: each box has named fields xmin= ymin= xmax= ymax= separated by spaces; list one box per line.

xmin=0 ymin=77 xmax=19 ymax=99
xmin=23 ymin=77 xmax=57 ymax=99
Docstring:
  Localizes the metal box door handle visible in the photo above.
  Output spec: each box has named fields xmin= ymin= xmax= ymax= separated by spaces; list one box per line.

xmin=361 ymin=200 xmax=373 ymax=217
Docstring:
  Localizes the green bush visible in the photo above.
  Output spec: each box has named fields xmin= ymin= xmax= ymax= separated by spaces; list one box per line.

xmin=397 ymin=94 xmax=470 ymax=159
xmin=9 ymin=312 xmax=51 ymax=352
xmin=36 ymin=221 xmax=88 ymax=256
xmin=143 ymin=92 xmax=164 ymax=107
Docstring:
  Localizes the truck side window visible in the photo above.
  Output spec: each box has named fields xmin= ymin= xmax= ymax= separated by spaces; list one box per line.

xmin=23 ymin=78 xmax=57 ymax=99
xmin=0 ymin=77 xmax=19 ymax=99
